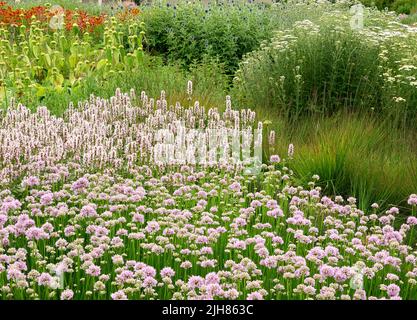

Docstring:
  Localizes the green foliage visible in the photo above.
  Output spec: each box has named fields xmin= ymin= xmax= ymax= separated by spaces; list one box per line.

xmin=20 ymin=54 xmax=228 ymax=116
xmin=0 ymin=16 xmax=145 ymax=109
xmin=139 ymin=0 xmax=336 ymax=74
xmin=258 ymin=110 xmax=417 ymax=211
xmin=233 ymin=10 xmax=417 ymax=125
xmin=361 ymin=0 xmax=417 ymax=13
xmin=360 ymin=0 xmax=393 ymax=10
xmin=391 ymin=0 xmax=417 ymax=13
xmin=401 ymin=11 xmax=417 ymax=23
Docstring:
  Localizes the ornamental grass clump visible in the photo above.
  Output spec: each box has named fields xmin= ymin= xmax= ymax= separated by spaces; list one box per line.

xmin=0 ymin=88 xmax=416 ymax=300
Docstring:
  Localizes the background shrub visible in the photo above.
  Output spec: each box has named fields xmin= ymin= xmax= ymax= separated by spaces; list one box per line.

xmin=233 ymin=11 xmax=417 ymax=124
xmin=139 ymin=0 xmax=341 ymax=74
xmin=233 ymin=19 xmax=382 ymax=119
xmin=391 ymin=0 xmax=417 ymax=13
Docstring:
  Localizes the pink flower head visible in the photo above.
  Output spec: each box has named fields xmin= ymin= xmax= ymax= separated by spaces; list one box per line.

xmin=187 ymin=276 xmax=204 ymax=290
xmin=160 ymin=267 xmax=175 ymax=278
xmin=270 ymin=155 xmax=280 ymax=163
xmin=247 ymin=291 xmax=264 ymax=300
xmin=86 ymin=264 xmax=101 ymax=277
xmin=71 ymin=177 xmax=89 ymax=193
xmin=111 ymin=290 xmax=128 ymax=300
xmin=22 ymin=176 xmax=40 ymax=188
xmin=386 ymin=283 xmax=400 ymax=297
xmin=40 ymin=192 xmax=54 ymax=206
xmin=60 ymin=289 xmax=74 ymax=300
xmin=408 ymin=194 xmax=417 ymax=206
xmin=407 ymin=216 xmax=417 ymax=226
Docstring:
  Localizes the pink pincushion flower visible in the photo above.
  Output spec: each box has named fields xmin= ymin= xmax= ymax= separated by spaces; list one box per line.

xmin=40 ymin=192 xmax=54 ymax=206
xmin=79 ymin=204 xmax=98 ymax=218
xmin=142 ymin=276 xmax=157 ymax=288
xmin=160 ymin=267 xmax=175 ymax=278
xmin=270 ymin=155 xmax=280 ymax=163
xmin=408 ymin=194 xmax=417 ymax=206
xmin=250 ymin=200 xmax=262 ymax=208
xmin=86 ymin=264 xmax=101 ymax=277
xmin=37 ymin=273 xmax=52 ymax=286
xmin=320 ymin=265 xmax=335 ymax=278
xmin=111 ymin=255 xmax=124 ymax=265
xmin=386 ymin=283 xmax=400 ymax=297
xmin=229 ymin=182 xmax=241 ymax=192
xmin=247 ymin=291 xmax=264 ymax=300
xmin=1 ymin=197 xmax=21 ymax=213
xmin=60 ymin=289 xmax=74 ymax=300
xmin=187 ymin=276 xmax=204 ymax=290
xmin=407 ymin=216 xmax=417 ymax=225
xmin=22 ymin=176 xmax=40 ymax=188
xmin=132 ymin=213 xmax=144 ymax=223
xmin=145 ymin=221 xmax=160 ymax=233
xmin=71 ymin=177 xmax=89 ymax=193
xmin=111 ymin=290 xmax=128 ymax=300
xmin=25 ymin=227 xmax=49 ymax=240
xmin=143 ymin=266 xmax=156 ymax=277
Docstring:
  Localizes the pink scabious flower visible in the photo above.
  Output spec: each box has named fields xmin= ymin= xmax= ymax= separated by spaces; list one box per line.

xmin=197 ymin=190 xmax=208 ymax=198
xmin=160 ymin=267 xmax=175 ymax=278
xmin=270 ymin=155 xmax=280 ymax=163
xmin=247 ymin=291 xmax=264 ymax=300
xmin=25 ymin=227 xmax=49 ymax=240
xmin=407 ymin=216 xmax=417 ymax=225
xmin=145 ymin=221 xmax=160 ymax=233
xmin=132 ymin=213 xmax=144 ymax=223
xmin=22 ymin=176 xmax=40 ymax=188
xmin=0 ymin=214 xmax=7 ymax=226
xmin=386 ymin=283 xmax=400 ymax=297
xmin=408 ymin=194 xmax=417 ymax=206
xmin=205 ymin=272 xmax=220 ymax=285
xmin=382 ymin=226 xmax=403 ymax=244
xmin=224 ymin=288 xmax=239 ymax=299
xmin=79 ymin=204 xmax=98 ymax=218
xmin=86 ymin=264 xmax=101 ymax=277
xmin=60 ymin=289 xmax=74 ymax=300
xmin=319 ymin=265 xmax=335 ymax=278
xmin=40 ymin=192 xmax=54 ymax=206
xmin=200 ymin=246 xmax=213 ymax=255
xmin=267 ymin=208 xmax=284 ymax=218
xmin=266 ymin=199 xmax=278 ymax=209
xmin=71 ymin=177 xmax=89 ymax=193
xmin=111 ymin=290 xmax=128 ymax=300
xmin=143 ymin=266 xmax=156 ymax=278
xmin=387 ymin=207 xmax=400 ymax=215
xmin=7 ymin=268 xmax=25 ymax=281
xmin=200 ymin=259 xmax=216 ymax=268
xmin=142 ymin=276 xmax=158 ymax=288
xmin=324 ymin=245 xmax=339 ymax=257
xmin=163 ymin=198 xmax=176 ymax=206
xmin=1 ymin=196 xmax=21 ymax=213
xmin=111 ymin=255 xmax=124 ymax=265
xmin=229 ymin=182 xmax=241 ymax=192
xmin=37 ymin=273 xmax=52 ymax=286
xmin=187 ymin=276 xmax=205 ymax=290
xmin=250 ymin=200 xmax=262 ymax=208
xmin=64 ymin=226 xmax=75 ymax=237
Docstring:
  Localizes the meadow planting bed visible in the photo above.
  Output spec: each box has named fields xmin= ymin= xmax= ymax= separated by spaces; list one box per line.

xmin=0 ymin=89 xmax=416 ymax=300
xmin=0 ymin=0 xmax=417 ymax=301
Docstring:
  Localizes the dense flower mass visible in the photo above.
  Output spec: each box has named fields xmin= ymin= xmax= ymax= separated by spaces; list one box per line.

xmin=0 ymin=2 xmax=106 ymax=32
xmin=0 ymin=89 xmax=416 ymax=300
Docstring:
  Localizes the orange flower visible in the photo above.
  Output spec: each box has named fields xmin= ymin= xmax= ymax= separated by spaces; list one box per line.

xmin=0 ymin=4 xmax=106 ymax=32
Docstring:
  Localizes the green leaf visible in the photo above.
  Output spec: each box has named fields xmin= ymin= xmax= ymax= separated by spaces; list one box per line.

xmin=96 ymin=59 xmax=108 ymax=71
